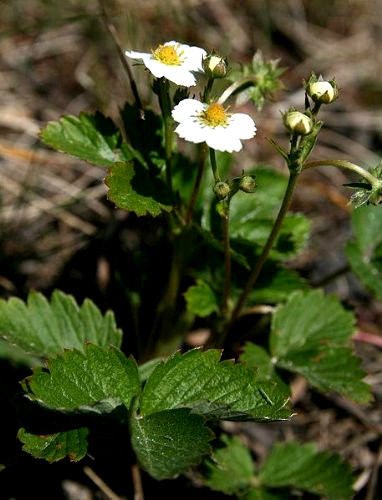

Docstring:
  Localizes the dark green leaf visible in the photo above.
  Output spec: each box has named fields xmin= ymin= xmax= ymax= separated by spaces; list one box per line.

xmin=40 ymin=112 xmax=124 ymax=167
xmin=203 ymin=435 xmax=254 ymax=494
xmin=18 ymin=428 xmax=88 ymax=463
xmin=259 ymin=442 xmax=354 ymax=500
xmin=23 ymin=344 xmax=140 ymax=414
xmin=106 ymin=162 xmax=173 ymax=217
xmin=248 ymin=266 xmax=308 ymax=304
xmin=0 ymin=290 xmax=122 ymax=358
xmin=131 ymin=408 xmax=212 ymax=479
xmin=270 ymin=290 xmax=371 ymax=403
xmin=140 ymin=349 xmax=291 ymax=421
xmin=346 ymin=205 xmax=382 ymax=300
xmin=184 ymin=279 xmax=219 ymax=317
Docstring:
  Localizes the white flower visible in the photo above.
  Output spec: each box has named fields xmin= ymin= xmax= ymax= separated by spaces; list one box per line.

xmin=172 ymin=99 xmax=256 ymax=153
xmin=125 ymin=41 xmax=206 ymax=87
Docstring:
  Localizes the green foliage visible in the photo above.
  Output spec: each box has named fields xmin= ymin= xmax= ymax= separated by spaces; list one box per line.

xmin=131 ymin=409 xmax=213 ymax=479
xmin=346 ymin=204 xmax=382 ymax=299
xmin=40 ymin=112 xmax=126 ymax=167
xmin=203 ymin=438 xmax=354 ymax=500
xmin=23 ymin=344 xmax=140 ymax=414
xmin=0 ymin=290 xmax=122 ymax=359
xmin=270 ymin=290 xmax=371 ymax=403
xmin=140 ymin=349 xmax=292 ymax=421
xmin=203 ymin=435 xmax=254 ymax=494
xmin=248 ymin=266 xmax=308 ymax=304
xmin=18 ymin=428 xmax=88 ymax=463
xmin=259 ymin=442 xmax=354 ymax=499
xmin=105 ymin=162 xmax=173 ymax=217
xmin=184 ymin=279 xmax=219 ymax=317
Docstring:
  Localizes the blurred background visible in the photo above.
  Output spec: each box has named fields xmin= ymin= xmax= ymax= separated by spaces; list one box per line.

xmin=1 ymin=0 xmax=382 ymax=498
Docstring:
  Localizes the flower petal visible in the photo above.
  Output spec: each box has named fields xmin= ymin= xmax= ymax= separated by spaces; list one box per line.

xmin=181 ymin=46 xmax=207 ymax=71
xmin=172 ymin=99 xmax=206 ymax=122
xmin=174 ymin=118 xmax=206 ymax=144
xmin=125 ymin=50 xmax=150 ymax=61
xmin=227 ymin=113 xmax=257 ymax=139
xmin=159 ymin=65 xmax=197 ymax=86
xmin=204 ymin=127 xmax=243 ymax=152
xmin=142 ymin=58 xmax=168 ymax=79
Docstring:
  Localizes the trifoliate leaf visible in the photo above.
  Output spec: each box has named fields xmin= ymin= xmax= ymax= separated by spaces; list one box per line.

xmin=248 ymin=266 xmax=308 ymax=304
xmin=23 ymin=344 xmax=140 ymax=414
xmin=106 ymin=162 xmax=173 ymax=217
xmin=18 ymin=428 xmax=88 ymax=463
xmin=346 ymin=205 xmax=382 ymax=300
xmin=0 ymin=339 xmax=39 ymax=367
xmin=259 ymin=442 xmax=354 ymax=500
xmin=184 ymin=279 xmax=219 ymax=317
xmin=203 ymin=435 xmax=255 ymax=494
xmin=138 ymin=358 xmax=164 ymax=383
xmin=270 ymin=290 xmax=371 ymax=403
xmin=140 ymin=349 xmax=291 ymax=421
xmin=0 ymin=290 xmax=122 ymax=359
xmin=40 ymin=112 xmax=126 ymax=167
xmin=131 ymin=408 xmax=213 ymax=480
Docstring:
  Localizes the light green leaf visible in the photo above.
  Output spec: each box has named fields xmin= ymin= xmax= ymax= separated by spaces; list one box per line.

xmin=18 ymin=428 xmax=88 ymax=463
xmin=131 ymin=408 xmax=213 ymax=479
xmin=244 ymin=489 xmax=289 ymax=500
xmin=140 ymin=349 xmax=291 ymax=421
xmin=184 ymin=279 xmax=219 ymax=317
xmin=23 ymin=344 xmax=140 ymax=414
xmin=106 ymin=162 xmax=173 ymax=217
xmin=259 ymin=442 xmax=354 ymax=500
xmin=138 ymin=358 xmax=164 ymax=383
xmin=40 ymin=112 xmax=126 ymax=167
xmin=0 ymin=290 xmax=122 ymax=359
xmin=270 ymin=290 xmax=371 ymax=403
xmin=203 ymin=435 xmax=254 ymax=494
xmin=0 ymin=339 xmax=39 ymax=367
xmin=346 ymin=205 xmax=382 ymax=300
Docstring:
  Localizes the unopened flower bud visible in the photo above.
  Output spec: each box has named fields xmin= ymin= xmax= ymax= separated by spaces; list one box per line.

xmin=203 ymin=54 xmax=228 ymax=79
xmin=284 ymin=111 xmax=313 ymax=135
xmin=214 ymin=181 xmax=231 ymax=200
xmin=307 ymin=80 xmax=338 ymax=104
xmin=239 ymin=175 xmax=256 ymax=193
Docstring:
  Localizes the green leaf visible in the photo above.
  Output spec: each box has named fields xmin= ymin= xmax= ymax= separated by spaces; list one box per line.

xmin=23 ymin=344 xmax=140 ymax=414
xmin=0 ymin=339 xmax=39 ymax=367
xmin=244 ymin=489 xmax=289 ymax=500
xmin=240 ymin=343 xmax=289 ymax=397
xmin=248 ymin=266 xmax=308 ymax=304
xmin=259 ymin=442 xmax=354 ymax=500
xmin=138 ymin=358 xmax=164 ymax=383
xmin=184 ymin=279 xmax=219 ymax=317
xmin=131 ymin=408 xmax=212 ymax=479
xmin=203 ymin=435 xmax=255 ymax=494
xmin=40 ymin=112 xmax=125 ymax=167
xmin=18 ymin=428 xmax=88 ymax=463
xmin=346 ymin=205 xmax=382 ymax=300
xmin=270 ymin=290 xmax=371 ymax=403
xmin=106 ymin=162 xmax=173 ymax=217
xmin=0 ymin=290 xmax=122 ymax=358
xmin=140 ymin=349 xmax=291 ymax=421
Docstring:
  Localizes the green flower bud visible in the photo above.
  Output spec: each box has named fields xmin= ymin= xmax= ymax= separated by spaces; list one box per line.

xmin=284 ymin=111 xmax=313 ymax=135
xmin=307 ymin=80 xmax=338 ymax=104
xmin=214 ymin=181 xmax=231 ymax=200
xmin=203 ymin=54 xmax=228 ymax=79
xmin=239 ymin=175 xmax=256 ymax=193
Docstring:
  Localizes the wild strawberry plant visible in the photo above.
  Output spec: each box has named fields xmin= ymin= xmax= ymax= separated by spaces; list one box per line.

xmin=1 ymin=40 xmax=381 ymax=498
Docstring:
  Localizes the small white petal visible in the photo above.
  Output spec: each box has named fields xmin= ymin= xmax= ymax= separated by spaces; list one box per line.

xmin=172 ymin=99 xmax=206 ymax=122
xmin=175 ymin=119 xmax=206 ymax=144
xmin=160 ymin=66 xmax=197 ymax=87
xmin=182 ymin=46 xmax=207 ymax=71
xmin=227 ymin=113 xmax=257 ymax=140
xmin=142 ymin=58 xmax=168 ymax=79
xmin=204 ymin=127 xmax=243 ymax=152
xmin=125 ymin=50 xmax=150 ymax=60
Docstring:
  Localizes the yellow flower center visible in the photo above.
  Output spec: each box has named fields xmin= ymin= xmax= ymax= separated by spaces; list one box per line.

xmin=201 ymin=103 xmax=228 ymax=127
xmin=152 ymin=44 xmax=181 ymax=65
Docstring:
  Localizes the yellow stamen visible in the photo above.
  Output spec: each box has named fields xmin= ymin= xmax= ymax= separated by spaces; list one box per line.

xmin=201 ymin=103 xmax=228 ymax=127
xmin=152 ymin=44 xmax=181 ymax=65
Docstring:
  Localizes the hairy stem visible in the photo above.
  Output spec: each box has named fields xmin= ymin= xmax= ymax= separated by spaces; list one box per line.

xmin=303 ymin=159 xmax=380 ymax=187
xmin=159 ymin=79 xmax=174 ymax=194
xmin=209 ymin=148 xmax=220 ymax=182
xmin=230 ymin=171 xmax=300 ymax=324
xmin=221 ymin=202 xmax=231 ymax=319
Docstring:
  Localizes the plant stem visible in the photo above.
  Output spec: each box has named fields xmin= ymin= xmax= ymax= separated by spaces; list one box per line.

xmin=209 ymin=148 xmax=220 ymax=182
xmin=185 ymin=144 xmax=207 ymax=224
xmin=303 ymin=159 xmax=380 ymax=187
xmin=230 ymin=171 xmax=300 ymax=324
xmin=217 ymin=76 xmax=255 ymax=105
xmin=159 ymin=79 xmax=174 ymax=194
xmin=203 ymin=78 xmax=214 ymax=102
xmin=221 ymin=201 xmax=231 ymax=319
